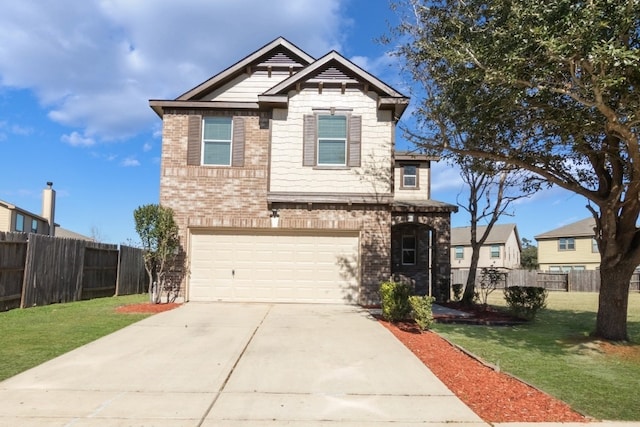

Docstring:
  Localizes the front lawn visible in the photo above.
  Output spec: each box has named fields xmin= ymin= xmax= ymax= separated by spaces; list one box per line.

xmin=0 ymin=294 xmax=151 ymax=381
xmin=433 ymin=292 xmax=640 ymax=420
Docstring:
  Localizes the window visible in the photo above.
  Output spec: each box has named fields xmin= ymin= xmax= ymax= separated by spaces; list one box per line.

xmin=15 ymin=213 xmax=24 ymax=232
xmin=558 ymin=237 xmax=575 ymax=251
xmin=31 ymin=219 xmax=38 ymax=233
xmin=402 ymin=235 xmax=416 ymax=265
xmin=592 ymin=238 xmax=599 ymax=253
xmin=317 ymin=115 xmax=347 ymax=166
xmin=202 ymin=117 xmax=232 ymax=166
xmin=454 ymin=246 xmax=464 ymax=260
xmin=402 ymin=165 xmax=417 ymax=188
xmin=303 ymin=113 xmax=361 ymax=167
xmin=490 ymin=245 xmax=500 ymax=258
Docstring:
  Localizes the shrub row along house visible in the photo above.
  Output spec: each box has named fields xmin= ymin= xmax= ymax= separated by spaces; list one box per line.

xmin=149 ymin=37 xmax=457 ymax=305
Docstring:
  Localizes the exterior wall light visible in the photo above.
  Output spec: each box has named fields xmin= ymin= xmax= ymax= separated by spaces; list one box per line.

xmin=271 ymin=209 xmax=280 ymax=228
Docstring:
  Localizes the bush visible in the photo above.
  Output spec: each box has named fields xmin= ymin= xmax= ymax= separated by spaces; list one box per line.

xmin=504 ymin=286 xmax=548 ymax=320
xmin=409 ymin=295 xmax=435 ymax=331
xmin=379 ymin=281 xmax=411 ymax=322
xmin=452 ymin=283 xmax=463 ymax=302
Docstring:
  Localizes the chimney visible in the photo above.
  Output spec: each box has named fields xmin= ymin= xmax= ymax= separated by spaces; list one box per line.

xmin=42 ymin=181 xmax=56 ymax=236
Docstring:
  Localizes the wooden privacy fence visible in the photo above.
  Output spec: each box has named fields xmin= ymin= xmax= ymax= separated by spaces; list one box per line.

xmin=0 ymin=231 xmax=147 ymax=311
xmin=451 ymin=268 xmax=640 ymax=292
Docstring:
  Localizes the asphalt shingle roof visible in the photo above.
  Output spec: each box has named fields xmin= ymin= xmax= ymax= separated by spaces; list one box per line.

xmin=534 ymin=217 xmax=595 ymax=239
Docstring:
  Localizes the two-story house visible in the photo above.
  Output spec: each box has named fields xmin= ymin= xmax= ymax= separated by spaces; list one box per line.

xmin=535 ymin=217 xmax=600 ymax=271
xmin=0 ymin=182 xmax=56 ymax=236
xmin=149 ymin=37 xmax=457 ymax=305
xmin=450 ymin=223 xmax=521 ymax=270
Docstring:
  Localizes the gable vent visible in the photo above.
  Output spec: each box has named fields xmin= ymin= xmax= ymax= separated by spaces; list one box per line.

xmin=309 ymin=66 xmax=359 ymax=84
xmin=258 ymin=49 xmax=308 ymax=69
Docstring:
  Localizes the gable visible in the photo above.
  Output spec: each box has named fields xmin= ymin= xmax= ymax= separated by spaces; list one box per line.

xmin=260 ymin=51 xmax=409 ymax=119
xmin=190 ymin=46 xmax=314 ymax=103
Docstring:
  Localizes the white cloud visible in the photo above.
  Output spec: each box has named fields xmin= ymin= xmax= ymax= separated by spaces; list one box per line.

xmin=142 ymin=142 xmax=152 ymax=152
xmin=0 ymin=0 xmax=347 ymax=142
xmin=120 ymin=157 xmax=140 ymax=167
xmin=61 ymin=131 xmax=95 ymax=147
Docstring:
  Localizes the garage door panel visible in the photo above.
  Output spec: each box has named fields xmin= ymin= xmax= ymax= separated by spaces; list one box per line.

xmin=189 ymin=230 xmax=359 ymax=303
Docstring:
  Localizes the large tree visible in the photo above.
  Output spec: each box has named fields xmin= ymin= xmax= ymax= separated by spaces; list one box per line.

xmin=393 ymin=0 xmax=640 ymax=340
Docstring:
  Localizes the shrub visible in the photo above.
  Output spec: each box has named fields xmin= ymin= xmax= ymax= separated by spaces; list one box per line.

xmin=504 ymin=286 xmax=548 ymax=320
xmin=478 ymin=267 xmax=506 ymax=307
xmin=452 ymin=283 xmax=463 ymax=302
xmin=379 ymin=281 xmax=411 ymax=322
xmin=409 ymin=295 xmax=435 ymax=331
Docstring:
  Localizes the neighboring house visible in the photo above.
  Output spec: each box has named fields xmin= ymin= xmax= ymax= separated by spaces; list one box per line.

xmin=535 ymin=217 xmax=599 ymax=271
xmin=0 ymin=182 xmax=56 ymax=236
xmin=450 ymin=223 xmax=521 ymax=270
xmin=149 ymin=37 xmax=457 ymax=305
xmin=54 ymin=226 xmax=95 ymax=241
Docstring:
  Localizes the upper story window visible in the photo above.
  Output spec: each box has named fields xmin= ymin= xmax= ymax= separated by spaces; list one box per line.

xmin=558 ymin=237 xmax=575 ymax=251
xmin=402 ymin=235 xmax=416 ymax=265
xmin=202 ymin=117 xmax=232 ymax=166
xmin=402 ymin=165 xmax=418 ymax=188
xmin=31 ymin=219 xmax=38 ymax=233
xmin=454 ymin=246 xmax=464 ymax=260
xmin=490 ymin=245 xmax=500 ymax=258
xmin=15 ymin=213 xmax=24 ymax=232
xmin=317 ymin=115 xmax=347 ymax=166
xmin=303 ymin=113 xmax=361 ymax=168
xmin=591 ymin=238 xmax=599 ymax=253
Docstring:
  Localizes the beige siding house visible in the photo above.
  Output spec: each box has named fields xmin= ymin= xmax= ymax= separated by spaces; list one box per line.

xmin=0 ymin=183 xmax=56 ymax=236
xmin=535 ymin=217 xmax=600 ymax=271
xmin=149 ymin=37 xmax=457 ymax=305
xmin=451 ymin=223 xmax=521 ymax=270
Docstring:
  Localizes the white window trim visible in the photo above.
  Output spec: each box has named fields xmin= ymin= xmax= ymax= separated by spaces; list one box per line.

xmin=202 ymin=117 xmax=233 ymax=166
xmin=454 ymin=246 xmax=464 ymax=260
xmin=316 ymin=114 xmax=347 ymax=167
xmin=490 ymin=245 xmax=500 ymax=259
xmin=402 ymin=165 xmax=418 ymax=188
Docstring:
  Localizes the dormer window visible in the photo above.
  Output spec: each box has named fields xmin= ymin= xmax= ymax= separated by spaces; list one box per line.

xmin=402 ymin=165 xmax=418 ymax=188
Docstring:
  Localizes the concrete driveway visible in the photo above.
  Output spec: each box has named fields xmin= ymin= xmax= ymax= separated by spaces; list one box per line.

xmin=0 ymin=303 xmax=487 ymax=426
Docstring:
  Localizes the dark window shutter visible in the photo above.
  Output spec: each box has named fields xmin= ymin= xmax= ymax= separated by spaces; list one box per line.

xmin=303 ymin=114 xmax=317 ymax=166
xmin=187 ymin=115 xmax=202 ymax=166
xmin=348 ymin=115 xmax=362 ymax=167
xmin=232 ymin=117 xmax=245 ymax=167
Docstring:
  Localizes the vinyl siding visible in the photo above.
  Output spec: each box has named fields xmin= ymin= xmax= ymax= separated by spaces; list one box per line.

xmin=0 ymin=206 xmax=10 ymax=231
xmin=394 ymin=164 xmax=430 ymax=201
xmin=269 ymin=88 xmax=393 ymax=194
xmin=538 ymin=237 xmax=600 ymax=270
xmin=203 ymin=71 xmax=291 ymax=102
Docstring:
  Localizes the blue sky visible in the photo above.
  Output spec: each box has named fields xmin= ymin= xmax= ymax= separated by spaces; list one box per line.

xmin=0 ymin=0 xmax=591 ymax=245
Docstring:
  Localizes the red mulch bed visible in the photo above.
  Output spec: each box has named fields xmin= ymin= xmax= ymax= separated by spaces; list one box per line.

xmin=115 ymin=302 xmax=181 ymax=314
xmin=381 ymin=318 xmax=590 ymax=423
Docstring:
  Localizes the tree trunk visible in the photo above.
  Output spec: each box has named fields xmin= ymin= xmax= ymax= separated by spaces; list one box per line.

xmin=595 ymin=262 xmax=634 ymax=341
xmin=461 ymin=246 xmax=481 ymax=306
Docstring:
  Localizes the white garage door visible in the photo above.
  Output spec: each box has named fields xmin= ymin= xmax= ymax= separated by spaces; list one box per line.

xmin=189 ymin=229 xmax=359 ymax=303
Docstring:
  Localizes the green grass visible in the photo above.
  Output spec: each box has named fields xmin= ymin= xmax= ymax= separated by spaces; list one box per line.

xmin=0 ymin=294 xmax=152 ymax=381
xmin=434 ymin=292 xmax=640 ymax=421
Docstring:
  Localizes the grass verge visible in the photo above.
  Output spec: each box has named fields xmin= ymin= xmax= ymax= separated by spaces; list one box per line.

xmin=0 ymin=294 xmax=151 ymax=381
xmin=433 ymin=292 xmax=640 ymax=421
